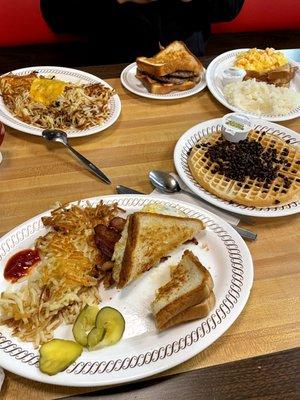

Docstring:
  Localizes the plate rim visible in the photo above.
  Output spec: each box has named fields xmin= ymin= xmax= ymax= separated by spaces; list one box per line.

xmin=0 ymin=66 xmax=122 ymax=138
xmin=206 ymin=48 xmax=300 ymax=122
xmin=174 ymin=118 xmax=300 ymax=217
xmin=120 ymin=62 xmax=207 ymax=100
xmin=0 ymin=194 xmax=253 ymax=387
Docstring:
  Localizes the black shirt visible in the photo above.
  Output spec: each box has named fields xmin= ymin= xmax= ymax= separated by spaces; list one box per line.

xmin=40 ymin=0 xmax=245 ymax=62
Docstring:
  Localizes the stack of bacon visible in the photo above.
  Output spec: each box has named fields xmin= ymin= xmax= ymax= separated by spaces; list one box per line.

xmin=93 ymin=217 xmax=126 ymax=288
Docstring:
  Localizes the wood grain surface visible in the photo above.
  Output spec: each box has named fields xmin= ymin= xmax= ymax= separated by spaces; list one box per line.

xmin=62 ymin=348 xmax=299 ymax=400
xmin=0 ymin=67 xmax=299 ymax=400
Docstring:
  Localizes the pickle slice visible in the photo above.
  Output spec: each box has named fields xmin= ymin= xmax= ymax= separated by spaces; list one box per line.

xmin=96 ymin=307 xmax=125 ymax=347
xmin=39 ymin=339 xmax=82 ymax=376
xmin=87 ymin=325 xmax=105 ymax=350
xmin=72 ymin=305 xmax=99 ymax=346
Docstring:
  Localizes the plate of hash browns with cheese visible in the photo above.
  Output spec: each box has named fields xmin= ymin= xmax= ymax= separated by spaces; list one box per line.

xmin=0 ymin=195 xmax=253 ymax=386
xmin=174 ymin=118 xmax=300 ymax=217
xmin=0 ymin=66 xmax=121 ymax=137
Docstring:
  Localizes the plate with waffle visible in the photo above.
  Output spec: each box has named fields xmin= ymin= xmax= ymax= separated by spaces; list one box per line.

xmin=174 ymin=118 xmax=300 ymax=217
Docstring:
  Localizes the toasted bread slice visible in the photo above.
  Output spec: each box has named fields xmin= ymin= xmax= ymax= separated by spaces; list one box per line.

xmin=244 ymin=63 xmax=298 ymax=87
xmin=151 ymin=250 xmax=213 ymax=330
xmin=136 ymin=70 xmax=197 ymax=95
xmin=160 ymin=291 xmax=216 ymax=330
xmin=136 ymin=41 xmax=203 ymax=77
xmin=112 ymin=213 xmax=204 ymax=288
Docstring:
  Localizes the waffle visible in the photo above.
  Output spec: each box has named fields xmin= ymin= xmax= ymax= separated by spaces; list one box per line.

xmin=188 ymin=129 xmax=300 ymax=207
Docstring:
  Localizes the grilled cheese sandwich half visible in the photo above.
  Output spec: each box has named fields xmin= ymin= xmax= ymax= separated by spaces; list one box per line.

xmin=151 ymin=250 xmax=215 ymax=330
xmin=112 ymin=212 xmax=204 ymax=288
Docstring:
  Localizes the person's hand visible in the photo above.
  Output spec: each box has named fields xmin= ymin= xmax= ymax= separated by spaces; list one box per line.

xmin=117 ymin=0 xmax=157 ymax=4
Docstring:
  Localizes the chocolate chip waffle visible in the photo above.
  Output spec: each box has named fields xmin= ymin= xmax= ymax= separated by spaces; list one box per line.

xmin=188 ymin=129 xmax=300 ymax=207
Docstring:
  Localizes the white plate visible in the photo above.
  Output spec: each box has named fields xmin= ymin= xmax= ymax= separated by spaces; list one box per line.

xmin=174 ymin=118 xmax=300 ymax=217
xmin=0 ymin=66 xmax=122 ymax=138
xmin=0 ymin=195 xmax=253 ymax=387
xmin=121 ymin=62 xmax=207 ymax=100
xmin=206 ymin=49 xmax=300 ymax=122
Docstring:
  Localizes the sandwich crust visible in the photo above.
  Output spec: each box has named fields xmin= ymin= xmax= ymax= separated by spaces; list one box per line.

xmin=152 ymin=250 xmax=214 ymax=330
xmin=136 ymin=41 xmax=203 ymax=77
xmin=160 ymin=291 xmax=216 ymax=330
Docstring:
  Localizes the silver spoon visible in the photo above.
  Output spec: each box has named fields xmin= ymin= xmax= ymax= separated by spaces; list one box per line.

xmin=42 ymin=129 xmax=111 ymax=184
xmin=149 ymin=170 xmax=257 ymax=241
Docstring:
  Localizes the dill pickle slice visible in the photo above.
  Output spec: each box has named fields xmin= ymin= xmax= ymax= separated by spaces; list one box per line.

xmin=39 ymin=339 xmax=82 ymax=375
xmin=72 ymin=305 xmax=99 ymax=346
xmin=96 ymin=307 xmax=125 ymax=347
xmin=87 ymin=325 xmax=105 ymax=350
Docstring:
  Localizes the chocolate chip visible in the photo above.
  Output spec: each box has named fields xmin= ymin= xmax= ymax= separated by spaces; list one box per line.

xmin=274 ymin=199 xmax=280 ymax=204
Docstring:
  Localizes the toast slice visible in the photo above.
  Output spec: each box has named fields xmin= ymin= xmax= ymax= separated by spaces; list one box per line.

xmin=112 ymin=213 xmax=204 ymax=288
xmin=136 ymin=41 xmax=202 ymax=77
xmin=135 ymin=41 xmax=203 ymax=94
xmin=151 ymin=250 xmax=214 ymax=330
xmin=160 ymin=291 xmax=216 ymax=330
xmin=244 ymin=63 xmax=298 ymax=87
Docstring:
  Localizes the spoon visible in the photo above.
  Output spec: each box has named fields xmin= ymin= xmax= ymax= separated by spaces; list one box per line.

xmin=149 ymin=170 xmax=256 ymax=241
xmin=42 ymin=129 xmax=111 ymax=184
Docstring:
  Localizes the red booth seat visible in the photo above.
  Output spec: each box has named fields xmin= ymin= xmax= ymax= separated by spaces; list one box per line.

xmin=0 ymin=0 xmax=300 ymax=47
xmin=212 ymin=0 xmax=300 ymax=33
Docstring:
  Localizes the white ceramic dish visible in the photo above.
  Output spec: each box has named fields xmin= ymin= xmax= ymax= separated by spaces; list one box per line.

xmin=0 ymin=195 xmax=253 ymax=386
xmin=206 ymin=49 xmax=300 ymax=122
xmin=120 ymin=62 xmax=206 ymax=100
xmin=174 ymin=118 xmax=300 ymax=217
xmin=0 ymin=66 xmax=121 ymax=138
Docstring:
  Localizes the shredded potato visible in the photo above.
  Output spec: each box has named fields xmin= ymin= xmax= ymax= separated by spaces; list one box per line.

xmin=0 ymin=74 xmax=114 ymax=130
xmin=0 ymin=201 xmax=118 ymax=347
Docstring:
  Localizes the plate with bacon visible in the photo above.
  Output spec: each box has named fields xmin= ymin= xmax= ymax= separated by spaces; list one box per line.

xmin=0 ymin=195 xmax=253 ymax=386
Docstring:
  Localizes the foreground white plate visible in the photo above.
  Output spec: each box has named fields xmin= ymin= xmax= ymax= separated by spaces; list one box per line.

xmin=121 ymin=62 xmax=207 ymax=100
xmin=174 ymin=118 xmax=300 ymax=217
xmin=0 ymin=195 xmax=253 ymax=387
xmin=206 ymin=49 xmax=300 ymax=122
xmin=0 ymin=66 xmax=121 ymax=138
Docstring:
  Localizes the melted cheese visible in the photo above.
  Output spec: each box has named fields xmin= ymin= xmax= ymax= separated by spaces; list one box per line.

xmin=30 ymin=78 xmax=66 ymax=105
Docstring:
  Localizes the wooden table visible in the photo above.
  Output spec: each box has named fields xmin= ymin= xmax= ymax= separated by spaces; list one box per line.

xmin=0 ymin=61 xmax=299 ymax=400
